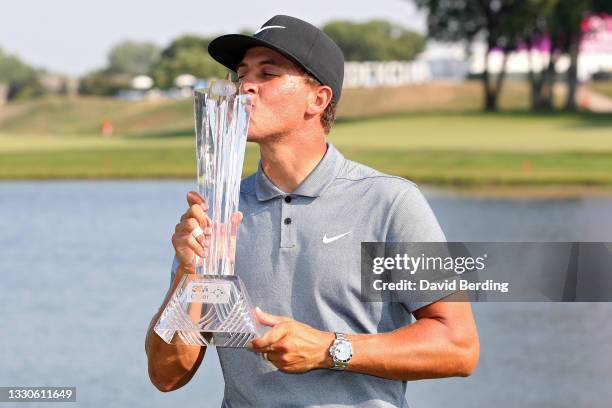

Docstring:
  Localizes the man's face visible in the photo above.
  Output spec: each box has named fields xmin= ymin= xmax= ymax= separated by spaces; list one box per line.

xmin=236 ymin=46 xmax=312 ymax=142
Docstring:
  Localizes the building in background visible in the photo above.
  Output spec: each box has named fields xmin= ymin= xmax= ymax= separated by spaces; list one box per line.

xmin=39 ymin=74 xmax=79 ymax=96
xmin=343 ymin=43 xmax=468 ymax=88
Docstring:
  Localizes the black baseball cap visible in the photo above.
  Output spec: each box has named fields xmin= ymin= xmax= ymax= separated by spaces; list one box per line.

xmin=208 ymin=15 xmax=345 ymax=103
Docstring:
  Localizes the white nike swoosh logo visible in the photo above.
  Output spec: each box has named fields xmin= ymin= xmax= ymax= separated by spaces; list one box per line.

xmin=322 ymin=231 xmax=351 ymax=244
xmin=254 ymin=25 xmax=286 ymax=35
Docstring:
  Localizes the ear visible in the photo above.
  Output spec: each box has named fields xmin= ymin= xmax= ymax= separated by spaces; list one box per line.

xmin=305 ymin=85 xmax=333 ymax=116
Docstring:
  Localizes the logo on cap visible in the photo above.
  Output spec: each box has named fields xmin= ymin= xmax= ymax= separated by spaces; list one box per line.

xmin=254 ymin=25 xmax=286 ymax=35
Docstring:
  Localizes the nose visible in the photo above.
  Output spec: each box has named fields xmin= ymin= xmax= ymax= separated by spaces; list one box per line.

xmin=238 ymin=72 xmax=258 ymax=95
xmin=239 ymin=80 xmax=257 ymax=95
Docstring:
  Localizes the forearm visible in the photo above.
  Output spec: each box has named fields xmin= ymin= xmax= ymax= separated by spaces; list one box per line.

xmin=145 ymin=266 xmax=206 ymax=392
xmin=344 ymin=315 xmax=479 ymax=381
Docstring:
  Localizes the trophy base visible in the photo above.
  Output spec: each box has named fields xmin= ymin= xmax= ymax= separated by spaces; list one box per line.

xmin=154 ymin=274 xmax=261 ymax=348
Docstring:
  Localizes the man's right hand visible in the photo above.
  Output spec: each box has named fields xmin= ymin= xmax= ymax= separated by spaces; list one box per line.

xmin=172 ymin=191 xmax=211 ymax=272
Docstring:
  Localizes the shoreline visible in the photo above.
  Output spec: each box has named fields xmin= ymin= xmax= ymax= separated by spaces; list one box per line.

xmin=2 ymin=177 xmax=612 ymax=199
xmin=423 ymin=184 xmax=612 ymax=199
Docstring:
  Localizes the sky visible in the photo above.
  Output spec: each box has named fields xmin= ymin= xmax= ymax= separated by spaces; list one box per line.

xmin=1 ymin=0 xmax=426 ymax=76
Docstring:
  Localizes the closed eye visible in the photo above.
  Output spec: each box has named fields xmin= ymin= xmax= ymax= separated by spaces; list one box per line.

xmin=237 ymin=73 xmax=278 ymax=80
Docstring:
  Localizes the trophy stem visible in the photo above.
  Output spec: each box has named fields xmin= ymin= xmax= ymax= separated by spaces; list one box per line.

xmin=195 ymin=89 xmax=250 ymax=277
xmin=155 ymin=81 xmax=258 ymax=347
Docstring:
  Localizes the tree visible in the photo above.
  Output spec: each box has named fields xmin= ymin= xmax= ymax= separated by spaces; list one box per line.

xmin=78 ymin=70 xmax=131 ymax=96
xmin=509 ymin=0 xmax=558 ymax=111
xmin=107 ymin=40 xmax=161 ymax=76
xmin=159 ymin=35 xmax=209 ymax=59
xmin=552 ymin=0 xmax=612 ymax=111
xmin=415 ymin=0 xmax=533 ymax=111
xmin=416 ymin=0 xmax=612 ymax=112
xmin=0 ymin=48 xmax=45 ymax=101
xmin=322 ymin=20 xmax=425 ymax=61
xmin=150 ymin=35 xmax=228 ymax=88
xmin=511 ymin=0 xmax=612 ymax=111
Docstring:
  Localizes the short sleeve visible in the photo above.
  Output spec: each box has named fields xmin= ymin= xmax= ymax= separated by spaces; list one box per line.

xmin=385 ymin=184 xmax=446 ymax=243
xmin=384 ymin=184 xmax=456 ymax=314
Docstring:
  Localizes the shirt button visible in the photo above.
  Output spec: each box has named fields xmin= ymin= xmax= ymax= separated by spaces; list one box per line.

xmin=284 ymin=196 xmax=292 ymax=203
xmin=284 ymin=217 xmax=292 ymax=225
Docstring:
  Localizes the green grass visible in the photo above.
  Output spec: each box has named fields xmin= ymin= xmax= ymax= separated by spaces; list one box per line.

xmin=2 ymin=111 xmax=612 ymax=185
xmin=339 ymin=148 xmax=612 ymax=186
xmin=0 ymin=96 xmax=192 ymax=136
xmin=1 ymin=85 xmax=611 ymax=187
xmin=331 ymin=111 xmax=612 ymax=152
xmin=0 ymin=144 xmax=260 ymax=179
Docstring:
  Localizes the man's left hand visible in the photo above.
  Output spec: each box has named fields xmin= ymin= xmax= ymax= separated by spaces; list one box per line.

xmin=250 ymin=308 xmax=334 ymax=373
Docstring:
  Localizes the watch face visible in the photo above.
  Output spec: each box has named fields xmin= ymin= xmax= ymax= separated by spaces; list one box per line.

xmin=334 ymin=341 xmax=352 ymax=361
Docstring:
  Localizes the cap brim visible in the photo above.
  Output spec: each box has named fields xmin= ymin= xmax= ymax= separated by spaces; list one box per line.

xmin=208 ymin=34 xmax=313 ymax=77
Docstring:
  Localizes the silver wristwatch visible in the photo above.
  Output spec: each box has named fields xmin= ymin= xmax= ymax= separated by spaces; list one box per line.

xmin=329 ymin=332 xmax=353 ymax=370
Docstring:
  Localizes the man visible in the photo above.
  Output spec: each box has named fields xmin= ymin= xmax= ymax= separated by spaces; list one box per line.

xmin=145 ymin=15 xmax=479 ymax=407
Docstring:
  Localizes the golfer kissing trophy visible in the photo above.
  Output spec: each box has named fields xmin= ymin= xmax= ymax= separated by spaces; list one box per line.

xmin=154 ymin=79 xmax=262 ymax=347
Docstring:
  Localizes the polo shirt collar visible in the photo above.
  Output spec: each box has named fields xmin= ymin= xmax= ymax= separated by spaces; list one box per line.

xmin=255 ymin=143 xmax=344 ymax=201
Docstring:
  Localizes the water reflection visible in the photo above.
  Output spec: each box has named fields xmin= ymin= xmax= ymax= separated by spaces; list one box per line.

xmin=1 ymin=181 xmax=610 ymax=408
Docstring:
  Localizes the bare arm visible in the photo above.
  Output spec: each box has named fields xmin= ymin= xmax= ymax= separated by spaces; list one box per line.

xmin=251 ymin=292 xmax=479 ymax=381
xmin=345 ymin=293 xmax=479 ymax=380
xmin=145 ymin=264 xmax=206 ymax=392
xmin=144 ymin=192 xmax=210 ymax=392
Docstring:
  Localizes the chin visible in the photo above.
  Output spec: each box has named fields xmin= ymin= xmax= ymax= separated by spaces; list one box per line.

xmin=247 ymin=128 xmax=273 ymax=143
xmin=246 ymin=131 xmax=261 ymax=142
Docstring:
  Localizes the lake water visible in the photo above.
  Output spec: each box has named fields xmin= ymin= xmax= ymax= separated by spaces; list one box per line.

xmin=1 ymin=181 xmax=611 ymax=408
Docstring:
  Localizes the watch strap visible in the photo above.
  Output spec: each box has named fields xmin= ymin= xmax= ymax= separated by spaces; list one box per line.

xmin=330 ymin=332 xmax=352 ymax=370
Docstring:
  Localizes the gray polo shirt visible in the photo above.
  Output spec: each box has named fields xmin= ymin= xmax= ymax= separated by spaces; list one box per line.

xmin=171 ymin=143 xmax=447 ymax=407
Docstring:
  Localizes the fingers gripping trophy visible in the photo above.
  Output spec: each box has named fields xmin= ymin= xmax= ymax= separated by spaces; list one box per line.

xmin=154 ymin=79 xmax=262 ymax=347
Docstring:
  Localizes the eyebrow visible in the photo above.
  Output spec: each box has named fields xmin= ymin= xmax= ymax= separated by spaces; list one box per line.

xmin=236 ymin=59 xmax=280 ymax=72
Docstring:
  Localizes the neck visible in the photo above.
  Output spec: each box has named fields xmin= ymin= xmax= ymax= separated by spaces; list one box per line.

xmin=258 ymin=134 xmax=328 ymax=193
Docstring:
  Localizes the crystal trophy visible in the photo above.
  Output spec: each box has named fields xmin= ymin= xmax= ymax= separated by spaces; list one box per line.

xmin=154 ymin=80 xmax=262 ymax=347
